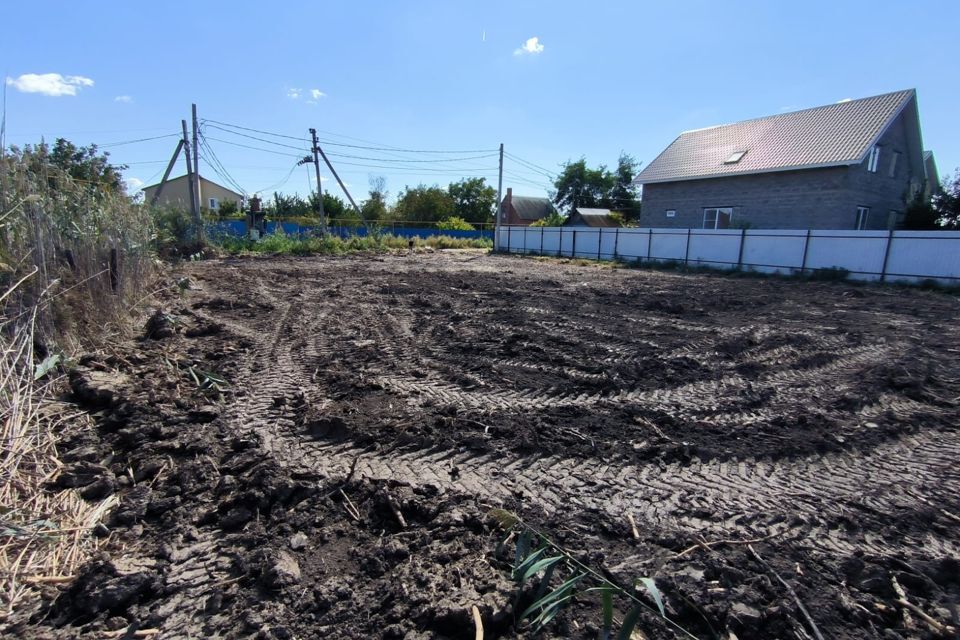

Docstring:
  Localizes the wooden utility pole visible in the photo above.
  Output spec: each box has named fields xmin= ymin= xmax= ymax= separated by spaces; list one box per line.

xmin=495 ymin=143 xmax=504 ymax=251
xmin=181 ymin=119 xmax=201 ymax=233
xmin=309 ymin=128 xmax=326 ymax=233
xmin=150 ymin=139 xmax=185 ymax=206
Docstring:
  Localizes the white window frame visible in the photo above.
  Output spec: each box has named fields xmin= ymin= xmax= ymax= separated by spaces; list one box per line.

xmin=855 ymin=206 xmax=870 ymax=230
xmin=888 ymin=151 xmax=900 ymax=178
xmin=703 ymin=207 xmax=733 ymax=229
xmin=665 ymin=209 xmax=676 ymax=218
xmin=867 ymin=146 xmax=881 ymax=173
xmin=208 ymin=197 xmax=219 ymax=210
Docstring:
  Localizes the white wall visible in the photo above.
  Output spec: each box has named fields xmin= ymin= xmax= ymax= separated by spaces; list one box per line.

xmin=496 ymin=226 xmax=960 ymax=284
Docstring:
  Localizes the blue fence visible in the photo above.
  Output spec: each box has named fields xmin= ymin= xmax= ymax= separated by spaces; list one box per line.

xmin=206 ymin=220 xmax=493 ymax=241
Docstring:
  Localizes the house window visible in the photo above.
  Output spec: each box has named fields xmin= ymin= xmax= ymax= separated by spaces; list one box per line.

xmin=855 ymin=206 xmax=870 ymax=230
xmin=665 ymin=209 xmax=676 ymax=218
xmin=208 ymin=197 xmax=220 ymax=210
xmin=888 ymin=151 xmax=900 ymax=178
xmin=867 ymin=146 xmax=881 ymax=173
xmin=724 ymin=150 xmax=747 ymax=164
xmin=703 ymin=207 xmax=733 ymax=229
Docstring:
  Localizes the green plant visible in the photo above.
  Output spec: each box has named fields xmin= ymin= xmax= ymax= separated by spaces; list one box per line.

xmin=489 ymin=509 xmax=695 ymax=638
xmin=436 ymin=216 xmax=475 ymax=231
xmin=807 ymin=266 xmax=850 ymax=282
xmin=530 ymin=211 xmax=567 ymax=227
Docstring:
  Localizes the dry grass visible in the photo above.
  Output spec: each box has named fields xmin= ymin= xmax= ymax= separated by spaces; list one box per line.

xmin=0 ymin=305 xmax=117 ymax=622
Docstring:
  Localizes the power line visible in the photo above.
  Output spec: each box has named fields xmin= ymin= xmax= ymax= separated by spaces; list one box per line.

xmin=203 ymin=123 xmax=310 ymax=151
xmin=202 ymin=135 xmax=305 ymax=158
xmin=323 ymin=151 xmax=499 ymax=164
xmin=202 ymin=118 xmax=497 ymax=154
xmin=198 ymin=132 xmax=246 ymax=194
xmin=99 ymin=133 xmax=182 ymax=147
xmin=254 ymin=161 xmax=301 ymax=195
xmin=504 ymin=151 xmax=557 ymax=178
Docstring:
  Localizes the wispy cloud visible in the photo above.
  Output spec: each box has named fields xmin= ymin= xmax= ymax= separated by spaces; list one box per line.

xmin=514 ymin=36 xmax=544 ymax=56
xmin=6 ymin=73 xmax=94 ymax=97
xmin=114 ymin=95 xmax=133 ymax=103
xmin=287 ymin=87 xmax=302 ymax=100
xmin=125 ymin=177 xmax=144 ymax=191
xmin=310 ymin=89 xmax=325 ymax=100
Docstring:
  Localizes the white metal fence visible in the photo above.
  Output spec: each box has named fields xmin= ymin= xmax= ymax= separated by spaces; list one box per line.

xmin=496 ymin=226 xmax=960 ymax=284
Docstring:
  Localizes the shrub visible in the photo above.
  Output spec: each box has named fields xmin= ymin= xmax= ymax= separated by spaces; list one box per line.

xmin=531 ymin=212 xmax=566 ymax=227
xmin=437 ymin=216 xmax=475 ymax=231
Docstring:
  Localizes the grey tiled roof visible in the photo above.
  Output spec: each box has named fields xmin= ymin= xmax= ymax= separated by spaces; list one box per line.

xmin=570 ymin=208 xmax=621 ymax=227
xmin=510 ymin=196 xmax=553 ymax=220
xmin=635 ymin=90 xmax=915 ymax=184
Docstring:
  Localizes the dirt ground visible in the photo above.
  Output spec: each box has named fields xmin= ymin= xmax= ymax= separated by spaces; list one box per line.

xmin=14 ymin=251 xmax=960 ymax=639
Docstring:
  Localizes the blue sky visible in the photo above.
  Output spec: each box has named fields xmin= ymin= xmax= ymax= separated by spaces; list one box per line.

xmin=3 ymin=1 xmax=958 ymax=202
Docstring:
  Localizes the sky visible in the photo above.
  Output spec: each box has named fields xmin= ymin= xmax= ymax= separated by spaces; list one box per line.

xmin=3 ymin=1 xmax=959 ymax=204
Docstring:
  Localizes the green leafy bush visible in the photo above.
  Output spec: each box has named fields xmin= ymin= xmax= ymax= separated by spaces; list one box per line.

xmin=437 ymin=216 xmax=475 ymax=231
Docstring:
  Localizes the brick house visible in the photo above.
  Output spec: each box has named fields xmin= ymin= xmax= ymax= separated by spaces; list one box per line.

xmin=499 ymin=188 xmax=554 ymax=225
xmin=634 ymin=90 xmax=938 ymax=230
xmin=142 ymin=174 xmax=243 ymax=213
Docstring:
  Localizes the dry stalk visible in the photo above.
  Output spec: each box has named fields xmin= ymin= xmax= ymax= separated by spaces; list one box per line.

xmin=0 ymin=307 xmax=115 ymax=623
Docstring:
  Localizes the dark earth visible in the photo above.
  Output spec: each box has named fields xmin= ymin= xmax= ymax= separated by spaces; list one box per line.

xmin=12 ymin=251 xmax=960 ymax=639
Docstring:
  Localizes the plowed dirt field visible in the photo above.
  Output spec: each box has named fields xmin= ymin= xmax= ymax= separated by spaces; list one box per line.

xmin=20 ymin=251 xmax=960 ymax=639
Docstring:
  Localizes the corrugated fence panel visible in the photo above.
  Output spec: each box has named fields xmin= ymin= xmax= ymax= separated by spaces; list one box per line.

xmin=884 ymin=230 xmax=960 ymax=282
xmin=741 ymin=229 xmax=808 ymax=273
xmin=688 ymin=230 xmax=742 ymax=269
xmin=806 ymin=231 xmax=888 ymax=280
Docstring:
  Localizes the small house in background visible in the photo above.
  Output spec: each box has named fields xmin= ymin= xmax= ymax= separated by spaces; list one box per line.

xmin=634 ymin=89 xmax=937 ymax=230
xmin=499 ymin=187 xmax=554 ymax=225
xmin=142 ymin=174 xmax=244 ymax=212
xmin=565 ymin=208 xmax=622 ymax=227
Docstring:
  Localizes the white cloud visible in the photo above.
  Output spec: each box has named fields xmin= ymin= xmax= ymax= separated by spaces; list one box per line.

xmin=114 ymin=95 xmax=133 ymax=103
xmin=6 ymin=73 xmax=94 ymax=97
xmin=125 ymin=177 xmax=144 ymax=191
xmin=837 ymin=98 xmax=852 ymax=103
xmin=310 ymin=89 xmax=325 ymax=100
xmin=514 ymin=36 xmax=544 ymax=56
xmin=287 ymin=87 xmax=302 ymax=99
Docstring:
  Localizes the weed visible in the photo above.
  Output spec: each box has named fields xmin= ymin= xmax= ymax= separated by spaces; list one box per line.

xmin=489 ymin=509 xmax=696 ymax=638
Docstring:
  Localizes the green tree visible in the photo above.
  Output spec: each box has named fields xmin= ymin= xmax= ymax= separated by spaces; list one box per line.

xmin=447 ymin=177 xmax=496 ymax=224
xmin=551 ymin=158 xmax=615 ymax=213
xmin=393 ymin=184 xmax=454 ymax=223
xmin=934 ymin=169 xmax=960 ymax=229
xmin=361 ymin=176 xmax=389 ymax=223
xmin=530 ymin=211 xmax=568 ymax=227
xmin=608 ymin=153 xmax=642 ymax=222
xmin=14 ymin=138 xmax=127 ymax=194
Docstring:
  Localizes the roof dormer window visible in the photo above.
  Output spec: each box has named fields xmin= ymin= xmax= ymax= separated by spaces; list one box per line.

xmin=724 ymin=150 xmax=747 ymax=164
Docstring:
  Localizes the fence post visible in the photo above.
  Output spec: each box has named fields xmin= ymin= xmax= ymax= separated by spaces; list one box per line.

xmin=799 ymin=229 xmax=812 ymax=275
xmin=597 ymin=228 xmax=603 ymax=261
xmin=572 ymin=229 xmax=578 ymax=258
xmin=880 ymin=229 xmax=894 ymax=283
xmin=508 ymin=226 xmax=512 ymax=254
xmin=540 ymin=226 xmax=544 ymax=255
xmin=558 ymin=227 xmax=563 ymax=257
xmin=736 ymin=228 xmax=746 ymax=271
xmin=524 ymin=226 xmax=528 ymax=255
xmin=647 ymin=229 xmax=653 ymax=262
xmin=613 ymin=228 xmax=619 ymax=260
xmin=683 ymin=228 xmax=692 ymax=269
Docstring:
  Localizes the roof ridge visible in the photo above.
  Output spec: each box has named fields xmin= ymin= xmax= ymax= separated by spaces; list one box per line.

xmin=679 ymin=89 xmax=914 ymax=135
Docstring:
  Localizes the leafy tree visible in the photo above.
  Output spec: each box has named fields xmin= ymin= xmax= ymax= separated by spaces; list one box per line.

xmin=268 ymin=192 xmax=311 ymax=218
xmin=393 ymin=184 xmax=454 ymax=223
xmin=437 ymin=216 xmax=475 ymax=231
xmin=902 ymin=194 xmax=939 ymax=230
xmin=49 ymin=138 xmax=127 ymax=193
xmin=448 ymin=177 xmax=496 ymax=224
xmin=217 ymin=200 xmax=240 ymax=218
xmin=608 ymin=153 xmax=642 ymax=222
xmin=307 ymin=192 xmax=348 ymax=220
xmin=934 ymin=169 xmax=960 ymax=229
xmin=13 ymin=138 xmax=127 ymax=194
xmin=551 ymin=158 xmax=615 ymax=213
xmin=361 ymin=176 xmax=389 ymax=223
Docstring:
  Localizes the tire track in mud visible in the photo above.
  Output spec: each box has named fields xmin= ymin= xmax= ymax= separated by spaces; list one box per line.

xmin=180 ymin=254 xmax=960 ymax=589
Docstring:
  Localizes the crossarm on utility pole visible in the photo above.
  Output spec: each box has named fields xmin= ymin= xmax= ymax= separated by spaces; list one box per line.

xmin=150 ymin=139 xmax=184 ymax=206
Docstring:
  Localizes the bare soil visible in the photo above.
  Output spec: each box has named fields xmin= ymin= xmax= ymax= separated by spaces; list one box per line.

xmin=14 ymin=251 xmax=960 ymax=639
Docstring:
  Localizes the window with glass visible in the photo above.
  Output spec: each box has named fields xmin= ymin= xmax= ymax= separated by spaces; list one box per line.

xmin=703 ymin=207 xmax=733 ymax=229
xmin=867 ymin=146 xmax=881 ymax=173
xmin=855 ymin=206 xmax=870 ymax=230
